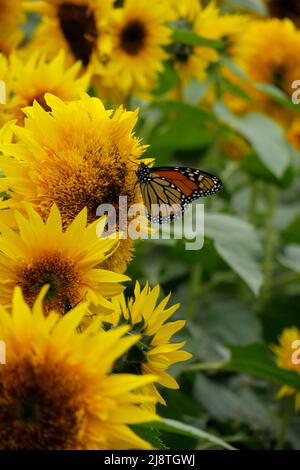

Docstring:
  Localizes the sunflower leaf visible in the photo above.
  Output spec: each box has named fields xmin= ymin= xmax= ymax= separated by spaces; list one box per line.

xmin=146 ymin=418 xmax=236 ymax=450
xmin=171 ymin=28 xmax=226 ymax=50
xmin=223 ymin=343 xmax=300 ymax=392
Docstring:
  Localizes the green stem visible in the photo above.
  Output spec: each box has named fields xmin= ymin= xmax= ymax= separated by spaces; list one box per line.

xmin=186 ymin=263 xmax=202 ymax=319
xmin=275 ymin=396 xmax=294 ymax=450
xmin=260 ymin=185 xmax=278 ymax=304
xmin=248 ymin=181 xmax=259 ymax=225
xmin=272 ymin=272 xmax=300 ymax=288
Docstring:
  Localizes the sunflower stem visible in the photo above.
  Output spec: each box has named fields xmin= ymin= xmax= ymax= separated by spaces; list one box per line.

xmin=186 ymin=263 xmax=202 ymax=318
xmin=275 ymin=395 xmax=294 ymax=450
xmin=260 ymin=185 xmax=278 ymax=304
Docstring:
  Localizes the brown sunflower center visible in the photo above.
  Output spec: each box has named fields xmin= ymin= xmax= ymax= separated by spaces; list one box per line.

xmin=268 ymin=0 xmax=300 ymax=19
xmin=41 ymin=151 xmax=136 ymax=227
xmin=58 ymin=3 xmax=98 ymax=66
xmin=120 ymin=20 xmax=147 ymax=55
xmin=272 ymin=66 xmax=285 ymax=90
xmin=0 ymin=360 xmax=84 ymax=450
xmin=15 ymin=253 xmax=82 ymax=314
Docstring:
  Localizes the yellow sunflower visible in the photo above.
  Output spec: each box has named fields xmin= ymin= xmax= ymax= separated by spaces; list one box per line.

xmin=6 ymin=50 xmax=90 ymax=125
xmin=0 ymin=203 xmax=129 ymax=314
xmin=98 ymin=0 xmax=172 ymax=97
xmin=271 ymin=327 xmax=300 ymax=410
xmin=0 ymin=93 xmax=147 ymax=273
xmin=167 ymin=0 xmax=222 ymax=86
xmin=0 ymin=0 xmax=24 ymax=55
xmin=0 ymin=286 xmax=158 ymax=449
xmin=234 ymin=19 xmax=300 ymax=101
xmin=99 ymin=282 xmax=192 ymax=405
xmin=24 ymin=0 xmax=113 ymax=74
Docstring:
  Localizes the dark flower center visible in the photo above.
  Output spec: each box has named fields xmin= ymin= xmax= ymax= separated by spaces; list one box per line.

xmin=166 ymin=18 xmax=194 ymax=63
xmin=0 ymin=360 xmax=84 ymax=450
xmin=272 ymin=66 xmax=285 ymax=89
xmin=15 ymin=253 xmax=81 ymax=314
xmin=268 ymin=0 xmax=300 ymax=19
xmin=120 ymin=20 xmax=147 ymax=55
xmin=58 ymin=3 xmax=97 ymax=66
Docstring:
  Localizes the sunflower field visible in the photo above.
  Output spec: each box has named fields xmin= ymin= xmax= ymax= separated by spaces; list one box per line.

xmin=0 ymin=0 xmax=300 ymax=453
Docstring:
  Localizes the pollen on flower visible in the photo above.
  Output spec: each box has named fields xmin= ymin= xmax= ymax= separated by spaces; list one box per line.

xmin=15 ymin=253 xmax=81 ymax=313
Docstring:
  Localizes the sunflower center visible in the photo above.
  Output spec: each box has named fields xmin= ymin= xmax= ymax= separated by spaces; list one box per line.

xmin=58 ymin=3 xmax=97 ymax=66
xmin=120 ymin=20 xmax=147 ymax=55
xmin=167 ymin=19 xmax=194 ymax=63
xmin=0 ymin=360 xmax=84 ymax=449
xmin=272 ymin=66 xmax=285 ymax=89
xmin=268 ymin=0 xmax=300 ymax=18
xmin=15 ymin=253 xmax=81 ymax=313
xmin=18 ymin=400 xmax=40 ymax=425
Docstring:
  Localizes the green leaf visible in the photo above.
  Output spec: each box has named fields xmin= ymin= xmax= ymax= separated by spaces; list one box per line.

xmin=226 ymin=0 xmax=267 ymax=15
xmin=278 ymin=244 xmax=300 ymax=273
xmin=147 ymin=102 xmax=214 ymax=150
xmin=241 ymin=152 xmax=295 ymax=189
xmin=152 ymin=61 xmax=179 ymax=96
xmin=195 ymin=374 xmax=273 ymax=431
xmin=223 ymin=343 xmax=300 ymax=391
xmin=132 ymin=425 xmax=168 ymax=450
xmin=171 ymin=27 xmax=226 ymax=50
xmin=282 ymin=215 xmax=300 ymax=245
xmin=147 ymin=418 xmax=236 ymax=450
xmin=204 ymin=213 xmax=263 ymax=296
xmin=255 ymin=82 xmax=300 ymax=115
xmin=214 ymin=103 xmax=291 ymax=178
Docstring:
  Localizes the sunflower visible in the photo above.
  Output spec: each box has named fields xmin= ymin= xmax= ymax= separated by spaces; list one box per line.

xmin=99 ymin=282 xmax=192 ymax=405
xmin=167 ymin=0 xmax=222 ymax=86
xmin=0 ymin=204 xmax=129 ymax=315
xmin=24 ymin=0 xmax=113 ymax=74
xmin=97 ymin=0 xmax=172 ymax=97
xmin=234 ymin=19 xmax=300 ymax=101
xmin=271 ymin=327 xmax=300 ymax=410
xmin=0 ymin=93 xmax=146 ymax=273
xmin=0 ymin=0 xmax=24 ymax=55
xmin=0 ymin=286 xmax=158 ymax=449
xmin=6 ymin=50 xmax=90 ymax=125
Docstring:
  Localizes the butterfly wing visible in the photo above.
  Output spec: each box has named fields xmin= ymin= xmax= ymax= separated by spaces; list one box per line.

xmin=140 ymin=166 xmax=222 ymax=224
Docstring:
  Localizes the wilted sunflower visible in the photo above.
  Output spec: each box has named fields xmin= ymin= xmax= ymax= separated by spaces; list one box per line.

xmin=0 ymin=204 xmax=129 ymax=314
xmin=271 ymin=327 xmax=300 ymax=410
xmin=0 ymin=93 xmax=146 ymax=273
xmin=24 ymin=0 xmax=113 ymax=74
xmin=6 ymin=50 xmax=90 ymax=125
xmin=99 ymin=282 xmax=192 ymax=405
xmin=98 ymin=0 xmax=172 ymax=96
xmin=0 ymin=286 xmax=158 ymax=450
xmin=0 ymin=0 xmax=24 ymax=55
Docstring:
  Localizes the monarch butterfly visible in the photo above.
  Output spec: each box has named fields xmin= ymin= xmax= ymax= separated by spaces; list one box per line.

xmin=136 ymin=162 xmax=222 ymax=224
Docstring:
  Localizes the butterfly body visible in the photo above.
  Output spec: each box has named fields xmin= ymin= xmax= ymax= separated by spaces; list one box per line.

xmin=136 ymin=162 xmax=222 ymax=223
